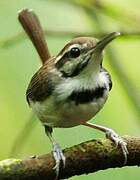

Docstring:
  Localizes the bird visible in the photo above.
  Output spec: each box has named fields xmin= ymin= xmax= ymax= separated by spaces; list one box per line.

xmin=18 ymin=9 xmax=128 ymax=179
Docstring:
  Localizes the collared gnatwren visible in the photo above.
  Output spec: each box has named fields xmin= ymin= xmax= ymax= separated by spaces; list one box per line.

xmin=19 ymin=9 xmax=128 ymax=178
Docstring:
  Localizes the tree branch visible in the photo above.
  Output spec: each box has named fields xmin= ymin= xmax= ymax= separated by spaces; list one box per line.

xmin=0 ymin=136 xmax=140 ymax=180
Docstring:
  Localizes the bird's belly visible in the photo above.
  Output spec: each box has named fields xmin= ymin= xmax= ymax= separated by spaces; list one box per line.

xmin=31 ymin=93 xmax=108 ymax=128
xmin=57 ymin=98 xmax=107 ymax=127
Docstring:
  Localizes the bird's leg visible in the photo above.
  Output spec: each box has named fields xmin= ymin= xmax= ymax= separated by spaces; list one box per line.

xmin=44 ymin=125 xmax=66 ymax=179
xmin=82 ymin=122 xmax=128 ymax=164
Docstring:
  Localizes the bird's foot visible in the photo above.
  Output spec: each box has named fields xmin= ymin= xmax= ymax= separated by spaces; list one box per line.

xmin=52 ymin=142 xmax=66 ymax=179
xmin=105 ymin=128 xmax=129 ymax=164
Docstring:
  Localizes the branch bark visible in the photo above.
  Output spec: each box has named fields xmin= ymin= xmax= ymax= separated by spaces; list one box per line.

xmin=0 ymin=136 xmax=140 ymax=180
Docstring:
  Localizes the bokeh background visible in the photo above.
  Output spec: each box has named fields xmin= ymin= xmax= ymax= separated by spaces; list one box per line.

xmin=0 ymin=0 xmax=140 ymax=179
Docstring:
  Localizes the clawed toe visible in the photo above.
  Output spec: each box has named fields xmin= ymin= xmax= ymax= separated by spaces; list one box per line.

xmin=82 ymin=123 xmax=129 ymax=165
xmin=53 ymin=143 xmax=66 ymax=179
xmin=105 ymin=128 xmax=128 ymax=164
xmin=119 ymin=140 xmax=129 ymax=165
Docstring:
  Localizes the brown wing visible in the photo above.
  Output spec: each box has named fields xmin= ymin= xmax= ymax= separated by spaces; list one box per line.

xmin=26 ymin=58 xmax=55 ymax=104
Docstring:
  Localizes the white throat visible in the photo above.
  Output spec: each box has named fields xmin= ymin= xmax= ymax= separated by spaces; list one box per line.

xmin=54 ymin=69 xmax=110 ymax=101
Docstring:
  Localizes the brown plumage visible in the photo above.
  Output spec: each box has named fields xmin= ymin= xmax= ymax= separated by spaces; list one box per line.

xmin=26 ymin=37 xmax=98 ymax=104
xmin=26 ymin=57 xmax=55 ymax=103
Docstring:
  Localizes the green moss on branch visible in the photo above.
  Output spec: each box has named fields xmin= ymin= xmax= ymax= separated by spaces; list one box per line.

xmin=0 ymin=136 xmax=140 ymax=180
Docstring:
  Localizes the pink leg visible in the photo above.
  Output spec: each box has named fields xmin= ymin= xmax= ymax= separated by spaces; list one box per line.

xmin=82 ymin=122 xmax=128 ymax=164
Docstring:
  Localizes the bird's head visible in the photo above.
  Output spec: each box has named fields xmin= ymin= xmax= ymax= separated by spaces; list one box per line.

xmin=55 ymin=32 xmax=120 ymax=78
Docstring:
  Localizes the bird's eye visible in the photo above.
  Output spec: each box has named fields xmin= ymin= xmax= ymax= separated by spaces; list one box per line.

xmin=69 ymin=47 xmax=81 ymax=58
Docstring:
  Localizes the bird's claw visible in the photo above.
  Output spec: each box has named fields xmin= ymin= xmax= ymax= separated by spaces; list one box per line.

xmin=105 ymin=128 xmax=129 ymax=165
xmin=52 ymin=143 xmax=66 ymax=179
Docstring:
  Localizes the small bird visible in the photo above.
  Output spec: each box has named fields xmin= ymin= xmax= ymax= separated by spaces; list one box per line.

xmin=19 ymin=9 xmax=128 ymax=178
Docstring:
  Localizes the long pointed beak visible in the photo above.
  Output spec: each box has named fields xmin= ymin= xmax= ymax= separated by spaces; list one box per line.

xmin=93 ymin=32 xmax=120 ymax=52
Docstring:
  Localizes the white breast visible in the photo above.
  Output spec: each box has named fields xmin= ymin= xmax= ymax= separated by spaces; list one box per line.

xmin=54 ymin=71 xmax=110 ymax=101
xmin=30 ymin=71 xmax=110 ymax=128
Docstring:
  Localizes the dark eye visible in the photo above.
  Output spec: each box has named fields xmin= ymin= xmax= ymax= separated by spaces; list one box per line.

xmin=69 ymin=47 xmax=81 ymax=58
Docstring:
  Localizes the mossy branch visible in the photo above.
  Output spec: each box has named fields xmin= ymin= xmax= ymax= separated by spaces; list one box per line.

xmin=0 ymin=136 xmax=140 ymax=180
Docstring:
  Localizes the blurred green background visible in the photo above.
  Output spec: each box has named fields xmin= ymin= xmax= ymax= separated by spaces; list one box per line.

xmin=0 ymin=0 xmax=140 ymax=179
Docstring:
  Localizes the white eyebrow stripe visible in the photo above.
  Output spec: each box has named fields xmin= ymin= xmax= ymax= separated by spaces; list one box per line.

xmin=55 ymin=55 xmax=62 ymax=63
xmin=55 ymin=44 xmax=80 ymax=63
xmin=55 ymin=43 xmax=88 ymax=63
xmin=67 ymin=44 xmax=81 ymax=51
xmin=68 ymin=43 xmax=88 ymax=51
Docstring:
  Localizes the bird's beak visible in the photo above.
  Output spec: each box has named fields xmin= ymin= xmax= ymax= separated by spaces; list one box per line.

xmin=93 ymin=32 xmax=120 ymax=52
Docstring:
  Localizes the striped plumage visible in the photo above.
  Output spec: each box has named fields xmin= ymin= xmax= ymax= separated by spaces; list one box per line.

xmin=26 ymin=37 xmax=112 ymax=128
xmin=26 ymin=33 xmax=128 ymax=176
xmin=19 ymin=9 xmax=128 ymax=179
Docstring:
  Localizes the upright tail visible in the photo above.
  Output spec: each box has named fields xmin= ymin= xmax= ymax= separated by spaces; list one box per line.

xmin=18 ymin=8 xmax=51 ymax=64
